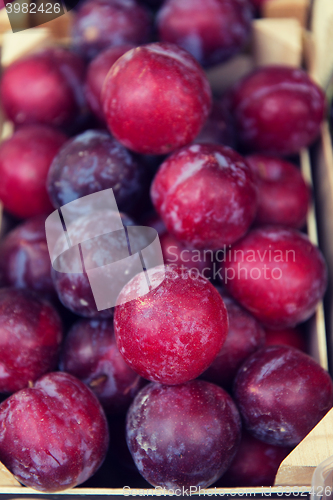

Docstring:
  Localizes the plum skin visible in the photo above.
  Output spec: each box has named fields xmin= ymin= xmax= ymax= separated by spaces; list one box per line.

xmin=52 ymin=267 xmax=109 ymax=319
xmin=157 ymin=0 xmax=253 ymax=67
xmin=246 ymin=154 xmax=311 ymax=229
xmin=151 ymin=144 xmax=258 ymax=249
xmin=265 ymin=326 xmax=306 ymax=352
xmin=0 ymin=288 xmax=63 ymax=394
xmin=0 ymin=125 xmax=67 ymax=219
xmin=126 ymin=380 xmax=241 ymax=489
xmin=0 ymin=216 xmax=55 ymax=297
xmin=102 ymin=42 xmax=212 ymax=155
xmin=222 ymin=226 xmax=327 ymax=329
xmin=234 ymin=346 xmax=333 ymax=446
xmin=216 ymin=431 xmax=291 ymax=487
xmin=85 ymin=45 xmax=135 ymax=122
xmin=47 ymin=130 xmax=145 ymax=214
xmin=0 ymin=372 xmax=109 ymax=492
xmin=72 ymin=0 xmax=152 ymax=60
xmin=201 ymin=294 xmax=265 ymax=391
xmin=195 ymin=100 xmax=235 ymax=147
xmin=0 ymin=48 xmax=85 ymax=128
xmin=60 ymin=318 xmax=145 ymax=415
xmin=227 ymin=66 xmax=326 ymax=155
xmin=114 ymin=265 xmax=228 ymax=385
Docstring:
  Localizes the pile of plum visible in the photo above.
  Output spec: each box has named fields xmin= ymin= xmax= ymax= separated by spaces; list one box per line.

xmin=0 ymin=0 xmax=331 ymax=493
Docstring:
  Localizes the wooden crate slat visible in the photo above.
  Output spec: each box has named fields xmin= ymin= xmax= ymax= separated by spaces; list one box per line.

xmin=253 ymin=18 xmax=303 ymax=67
xmin=262 ymin=0 xmax=310 ymax=28
xmin=1 ymin=27 xmax=54 ymax=66
xmin=275 ymin=408 xmax=333 ymax=486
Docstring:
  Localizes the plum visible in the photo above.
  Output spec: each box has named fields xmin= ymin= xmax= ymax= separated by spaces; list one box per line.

xmin=222 ymin=226 xmax=327 ymax=328
xmin=0 ymin=125 xmax=67 ymax=219
xmin=201 ymin=294 xmax=265 ymax=390
xmin=126 ymin=380 xmax=241 ymax=488
xmin=265 ymin=326 xmax=306 ymax=352
xmin=102 ymin=42 xmax=212 ymax=155
xmin=0 ymin=288 xmax=62 ymax=394
xmin=72 ymin=0 xmax=152 ymax=60
xmin=157 ymin=0 xmax=253 ymax=67
xmin=114 ymin=265 xmax=228 ymax=385
xmin=195 ymin=100 xmax=235 ymax=147
xmin=246 ymin=155 xmax=311 ymax=228
xmin=0 ymin=47 xmax=85 ymax=129
xmin=85 ymin=44 xmax=135 ymax=122
xmin=217 ymin=431 xmax=291 ymax=487
xmin=234 ymin=346 xmax=333 ymax=446
xmin=0 ymin=372 xmax=109 ymax=492
xmin=226 ymin=66 xmax=326 ymax=155
xmin=60 ymin=318 xmax=145 ymax=414
xmin=151 ymin=144 xmax=258 ymax=249
xmin=47 ymin=130 xmax=145 ymax=214
xmin=0 ymin=216 xmax=55 ymax=297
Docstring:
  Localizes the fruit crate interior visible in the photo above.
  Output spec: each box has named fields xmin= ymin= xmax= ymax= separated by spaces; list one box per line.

xmin=0 ymin=0 xmax=333 ymax=497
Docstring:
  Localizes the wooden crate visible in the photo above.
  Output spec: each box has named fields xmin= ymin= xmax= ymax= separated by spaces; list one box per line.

xmin=0 ymin=0 xmax=332 ymax=496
